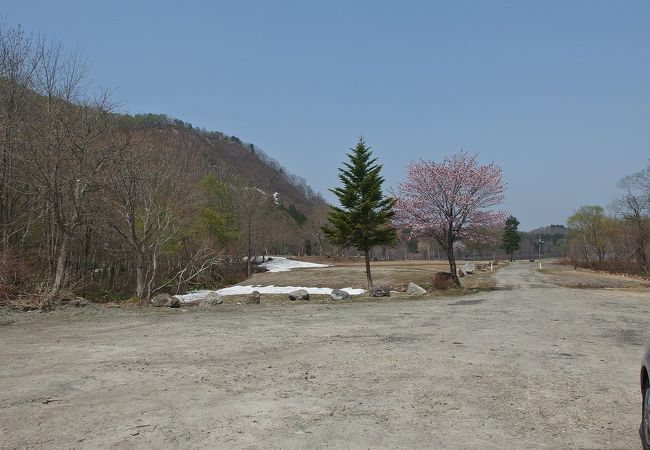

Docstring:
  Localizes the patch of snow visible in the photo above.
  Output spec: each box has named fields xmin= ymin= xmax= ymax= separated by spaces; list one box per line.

xmin=175 ymin=256 xmax=345 ymax=303
xmin=175 ymin=290 xmax=215 ymax=302
xmin=218 ymin=285 xmax=365 ymax=297
xmin=176 ymin=285 xmax=364 ymax=302
xmin=260 ymin=256 xmax=329 ymax=272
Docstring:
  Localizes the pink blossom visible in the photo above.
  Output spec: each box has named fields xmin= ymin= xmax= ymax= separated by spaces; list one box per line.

xmin=394 ymin=151 xmax=507 ymax=276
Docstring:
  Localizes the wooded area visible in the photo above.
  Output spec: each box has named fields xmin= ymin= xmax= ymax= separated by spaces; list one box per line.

xmin=0 ymin=24 xmax=329 ymax=306
xmin=565 ymin=165 xmax=650 ymax=275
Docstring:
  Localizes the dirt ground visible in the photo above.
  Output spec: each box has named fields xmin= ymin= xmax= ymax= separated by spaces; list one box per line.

xmin=2 ymin=261 xmax=650 ymax=448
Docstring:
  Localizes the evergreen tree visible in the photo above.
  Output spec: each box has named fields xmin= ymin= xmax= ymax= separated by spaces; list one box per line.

xmin=322 ymin=137 xmax=398 ymax=291
xmin=501 ymin=215 xmax=522 ymax=261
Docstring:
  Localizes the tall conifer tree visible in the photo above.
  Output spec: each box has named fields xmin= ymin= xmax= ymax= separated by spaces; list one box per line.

xmin=501 ymin=215 xmax=522 ymax=261
xmin=322 ymin=137 xmax=397 ymax=291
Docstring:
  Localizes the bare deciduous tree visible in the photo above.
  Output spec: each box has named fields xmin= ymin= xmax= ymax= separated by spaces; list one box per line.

xmin=234 ymin=183 xmax=273 ymax=276
xmin=616 ymin=164 xmax=650 ymax=273
xmin=105 ymin=131 xmax=198 ymax=300
xmin=0 ymin=22 xmax=39 ymax=248
xmin=20 ymin=39 xmax=122 ymax=304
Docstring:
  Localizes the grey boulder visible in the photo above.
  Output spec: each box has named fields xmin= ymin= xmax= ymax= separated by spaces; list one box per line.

xmin=288 ymin=289 xmax=309 ymax=301
xmin=58 ymin=291 xmax=88 ymax=307
xmin=248 ymin=291 xmax=261 ymax=304
xmin=406 ymin=282 xmax=426 ymax=295
xmin=151 ymin=293 xmax=180 ymax=308
xmin=199 ymin=292 xmax=224 ymax=306
xmin=68 ymin=297 xmax=89 ymax=307
xmin=330 ymin=289 xmax=350 ymax=301
xmin=463 ymin=262 xmax=476 ymax=274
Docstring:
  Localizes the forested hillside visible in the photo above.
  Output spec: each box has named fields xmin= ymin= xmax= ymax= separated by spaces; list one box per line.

xmin=118 ymin=113 xmax=326 ymax=217
xmin=521 ymin=225 xmax=567 ymax=259
xmin=0 ymin=24 xmax=329 ymax=306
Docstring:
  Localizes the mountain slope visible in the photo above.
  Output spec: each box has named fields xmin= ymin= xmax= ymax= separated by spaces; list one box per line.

xmin=121 ymin=113 xmax=327 ymax=217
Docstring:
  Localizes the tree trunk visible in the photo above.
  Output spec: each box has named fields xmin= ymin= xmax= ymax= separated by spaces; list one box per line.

xmin=82 ymin=225 xmax=92 ymax=297
xmin=45 ymin=231 xmax=71 ymax=308
xmin=136 ymin=251 xmax=146 ymax=300
xmin=364 ymin=248 xmax=373 ymax=292
xmin=247 ymin=217 xmax=252 ymax=277
xmin=640 ymin=249 xmax=649 ymax=274
xmin=637 ymin=242 xmax=648 ymax=274
xmin=445 ymin=234 xmax=460 ymax=287
xmin=0 ymin=116 xmax=14 ymax=251
xmin=634 ymin=219 xmax=649 ymax=274
xmin=145 ymin=248 xmax=158 ymax=301
xmin=582 ymin=236 xmax=589 ymax=266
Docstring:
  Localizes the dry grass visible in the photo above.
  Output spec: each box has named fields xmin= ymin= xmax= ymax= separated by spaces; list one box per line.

xmin=180 ymin=259 xmax=498 ymax=307
xmin=242 ymin=258 xmax=497 ymax=292
xmin=0 ymin=294 xmax=42 ymax=311
xmin=541 ymin=261 xmax=650 ymax=290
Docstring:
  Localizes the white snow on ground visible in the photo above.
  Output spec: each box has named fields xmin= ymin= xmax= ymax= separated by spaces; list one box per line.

xmin=175 ymin=256 xmax=357 ymax=303
xmin=176 ymin=286 xmax=364 ymax=302
xmin=219 ymin=285 xmax=364 ymax=296
xmin=175 ymin=290 xmax=217 ymax=302
xmin=259 ymin=256 xmax=329 ymax=272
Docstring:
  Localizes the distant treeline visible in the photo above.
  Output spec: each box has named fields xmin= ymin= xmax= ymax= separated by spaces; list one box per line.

xmin=564 ymin=165 xmax=650 ymax=275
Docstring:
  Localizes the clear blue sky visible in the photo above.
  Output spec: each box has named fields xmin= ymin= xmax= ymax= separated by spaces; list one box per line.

xmin=4 ymin=0 xmax=649 ymax=229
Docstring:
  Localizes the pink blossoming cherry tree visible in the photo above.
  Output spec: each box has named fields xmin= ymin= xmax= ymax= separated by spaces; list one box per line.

xmin=394 ymin=151 xmax=507 ymax=286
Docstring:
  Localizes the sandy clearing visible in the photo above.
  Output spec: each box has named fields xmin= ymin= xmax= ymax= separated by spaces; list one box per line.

xmin=1 ymin=262 xmax=648 ymax=448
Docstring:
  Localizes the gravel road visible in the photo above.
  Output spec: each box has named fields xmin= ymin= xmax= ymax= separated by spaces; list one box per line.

xmin=1 ymin=262 xmax=649 ymax=449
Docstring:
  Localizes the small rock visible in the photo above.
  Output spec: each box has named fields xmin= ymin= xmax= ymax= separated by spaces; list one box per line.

xmin=68 ymin=297 xmax=89 ymax=307
xmin=58 ymin=291 xmax=88 ymax=307
xmin=463 ymin=262 xmax=476 ymax=274
xmin=288 ymin=289 xmax=309 ymax=301
xmin=330 ymin=289 xmax=350 ymax=301
xmin=151 ymin=293 xmax=176 ymax=307
xmin=199 ymin=292 xmax=223 ymax=306
xmin=248 ymin=291 xmax=261 ymax=304
xmin=457 ymin=269 xmax=465 ymax=277
xmin=370 ymin=285 xmax=390 ymax=297
xmin=406 ymin=282 xmax=426 ymax=295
